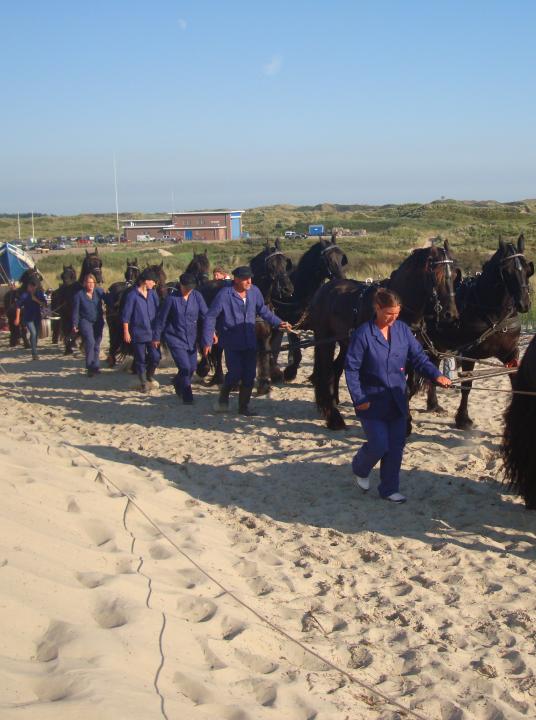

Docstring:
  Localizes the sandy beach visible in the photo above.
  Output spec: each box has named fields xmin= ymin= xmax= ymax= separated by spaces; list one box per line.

xmin=1 ymin=333 xmax=536 ymax=720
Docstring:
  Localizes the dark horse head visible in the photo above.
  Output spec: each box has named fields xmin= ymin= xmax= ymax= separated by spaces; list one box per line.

xmin=80 ymin=247 xmax=103 ymax=284
xmin=142 ymin=261 xmax=167 ymax=298
xmin=250 ymin=239 xmax=294 ymax=301
xmin=185 ymin=248 xmax=210 ymax=286
xmin=390 ymin=239 xmax=459 ymax=327
xmin=124 ymin=257 xmax=140 ymax=285
xmin=60 ymin=264 xmax=77 ymax=286
xmin=293 ymin=236 xmax=348 ymax=288
xmin=492 ymin=234 xmax=533 ymax=314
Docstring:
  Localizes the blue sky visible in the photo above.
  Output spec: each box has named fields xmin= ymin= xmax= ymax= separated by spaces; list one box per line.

xmin=1 ymin=0 xmax=535 ymax=213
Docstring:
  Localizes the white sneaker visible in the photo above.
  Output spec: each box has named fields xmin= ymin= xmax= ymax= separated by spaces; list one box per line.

xmin=384 ymin=492 xmax=407 ymax=504
xmin=354 ymin=477 xmax=370 ymax=492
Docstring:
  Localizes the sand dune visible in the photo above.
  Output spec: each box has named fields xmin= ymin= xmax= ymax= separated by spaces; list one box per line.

xmin=1 ymin=335 xmax=536 ymax=720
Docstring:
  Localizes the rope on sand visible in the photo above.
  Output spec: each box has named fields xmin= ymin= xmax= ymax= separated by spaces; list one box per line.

xmin=0 ymin=360 xmax=428 ymax=720
xmin=65 ymin=445 xmax=430 ymax=720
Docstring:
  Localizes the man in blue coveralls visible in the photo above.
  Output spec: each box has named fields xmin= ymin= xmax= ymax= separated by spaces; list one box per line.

xmin=202 ymin=265 xmax=292 ymax=415
xmin=152 ymin=272 xmax=208 ymax=405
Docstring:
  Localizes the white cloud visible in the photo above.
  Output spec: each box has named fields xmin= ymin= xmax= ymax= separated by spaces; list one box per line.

xmin=178 ymin=18 xmax=187 ymax=31
xmin=262 ymin=55 xmax=283 ymax=77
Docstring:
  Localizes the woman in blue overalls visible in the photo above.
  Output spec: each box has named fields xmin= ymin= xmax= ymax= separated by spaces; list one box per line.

xmin=344 ymin=288 xmax=451 ymax=503
xmin=121 ymin=269 xmax=161 ymax=392
xmin=72 ymin=273 xmax=108 ymax=376
xmin=153 ymin=272 xmax=208 ymax=404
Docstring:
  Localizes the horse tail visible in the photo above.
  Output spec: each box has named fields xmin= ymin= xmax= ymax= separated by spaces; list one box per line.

xmin=501 ymin=337 xmax=536 ymax=509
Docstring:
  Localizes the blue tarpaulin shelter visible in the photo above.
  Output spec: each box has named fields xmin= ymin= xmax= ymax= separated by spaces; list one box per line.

xmin=0 ymin=243 xmax=36 ymax=283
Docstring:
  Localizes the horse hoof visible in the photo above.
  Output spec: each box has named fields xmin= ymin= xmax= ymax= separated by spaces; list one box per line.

xmin=256 ymin=384 xmax=271 ymax=397
xmin=107 ymin=356 xmax=116 ymax=368
xmin=427 ymin=404 xmax=445 ymax=414
xmin=455 ymin=418 xmax=474 ymax=430
xmin=270 ymin=369 xmax=284 ymax=383
xmin=326 ymin=415 xmax=347 ymax=431
xmin=283 ymin=367 xmax=298 ymax=382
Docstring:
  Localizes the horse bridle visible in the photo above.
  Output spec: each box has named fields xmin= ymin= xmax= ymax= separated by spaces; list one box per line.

xmin=499 ymin=249 xmax=529 ymax=294
xmin=427 ymin=248 xmax=456 ymax=322
xmin=263 ymin=249 xmax=292 ymax=299
xmin=320 ymin=244 xmax=343 ymax=278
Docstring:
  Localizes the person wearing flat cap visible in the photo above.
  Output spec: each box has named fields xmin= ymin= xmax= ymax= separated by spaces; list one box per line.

xmin=202 ymin=265 xmax=292 ymax=415
xmin=152 ymin=273 xmax=208 ymax=404
xmin=121 ymin=268 xmax=161 ymax=392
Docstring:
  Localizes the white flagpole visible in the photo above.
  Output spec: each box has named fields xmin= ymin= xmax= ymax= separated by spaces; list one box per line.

xmin=17 ymin=212 xmax=21 ymax=240
xmin=31 ymin=211 xmax=35 ymax=240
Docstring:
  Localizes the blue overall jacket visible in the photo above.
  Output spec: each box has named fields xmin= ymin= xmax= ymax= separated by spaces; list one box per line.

xmin=72 ymin=287 xmax=107 ymax=327
xmin=202 ymin=284 xmax=282 ymax=351
xmin=153 ymin=289 xmax=208 ymax=351
xmin=121 ymin=287 xmax=160 ymax=343
xmin=16 ymin=290 xmax=47 ymax=324
xmin=344 ymin=319 xmax=441 ymax=419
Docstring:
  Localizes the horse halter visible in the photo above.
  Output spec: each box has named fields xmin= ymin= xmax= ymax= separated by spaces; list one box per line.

xmin=428 ymin=249 xmax=456 ymax=321
xmin=499 ymin=249 xmax=529 ymax=294
xmin=320 ymin=244 xmax=343 ymax=278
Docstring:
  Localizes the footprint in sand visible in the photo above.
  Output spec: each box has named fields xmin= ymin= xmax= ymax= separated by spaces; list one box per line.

xmin=219 ymin=615 xmax=246 ymax=641
xmin=66 ymin=497 xmax=80 ymax=513
xmin=234 ymin=558 xmax=258 ymax=578
xmin=195 ymin=637 xmax=227 ymax=670
xmin=75 ymin=571 xmax=111 ymax=589
xmin=81 ymin=519 xmax=117 ymax=551
xmin=247 ymin=577 xmax=273 ymax=596
xmin=348 ymin=644 xmax=373 ymax=669
xmin=234 ymin=648 xmax=278 ymax=675
xmin=175 ymin=567 xmax=207 ymax=589
xmin=35 ymin=620 xmax=76 ymax=662
xmin=233 ymin=677 xmax=277 ymax=706
xmin=32 ymin=675 xmax=88 ymax=703
xmin=93 ymin=597 xmax=128 ymax=629
xmin=176 ymin=595 xmax=217 ymax=623
xmin=392 ymin=581 xmax=413 ymax=596
xmin=173 ymin=671 xmax=213 ymax=704
xmin=149 ymin=542 xmax=174 ymax=560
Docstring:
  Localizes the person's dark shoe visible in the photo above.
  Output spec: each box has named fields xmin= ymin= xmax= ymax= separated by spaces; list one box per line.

xmin=182 ymin=386 xmax=194 ymax=405
xmin=87 ymin=369 xmax=96 ymax=377
xmin=216 ymin=384 xmax=231 ymax=412
xmin=138 ymin=372 xmax=148 ymax=393
xmin=238 ymin=385 xmax=257 ymax=416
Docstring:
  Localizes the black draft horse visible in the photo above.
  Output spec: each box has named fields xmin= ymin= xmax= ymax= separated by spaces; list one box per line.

xmin=105 ymin=258 xmax=141 ymax=366
xmin=56 ymin=248 xmax=104 ymax=355
xmin=4 ymin=268 xmax=44 ymax=348
xmin=308 ymin=240 xmax=458 ymax=430
xmin=423 ymin=235 xmax=533 ymax=429
xmin=501 ymin=333 xmax=536 ymax=509
xmin=250 ymin=240 xmax=294 ymax=394
xmin=271 ymin=234 xmax=348 ymax=381
xmin=51 ymin=265 xmax=77 ymax=344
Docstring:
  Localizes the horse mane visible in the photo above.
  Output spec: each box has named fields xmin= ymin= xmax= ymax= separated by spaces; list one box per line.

xmin=390 ymin=245 xmax=445 ymax=284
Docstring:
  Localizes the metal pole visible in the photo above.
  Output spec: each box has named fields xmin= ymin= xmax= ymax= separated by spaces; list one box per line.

xmin=31 ymin=211 xmax=35 ymax=240
xmin=17 ymin=212 xmax=21 ymax=240
xmin=113 ymin=154 xmax=120 ymax=236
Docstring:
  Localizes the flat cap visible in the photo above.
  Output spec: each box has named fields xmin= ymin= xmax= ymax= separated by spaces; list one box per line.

xmin=179 ymin=272 xmax=197 ymax=288
xmin=232 ymin=265 xmax=252 ymax=279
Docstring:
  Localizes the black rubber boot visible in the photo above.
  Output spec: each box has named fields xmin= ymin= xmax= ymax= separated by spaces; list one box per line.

xmin=138 ymin=372 xmax=148 ymax=393
xmin=182 ymin=385 xmax=194 ymax=405
xmin=216 ymin=384 xmax=231 ymax=412
xmin=238 ymin=385 xmax=257 ymax=416
xmin=146 ymin=367 xmax=155 ymax=382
